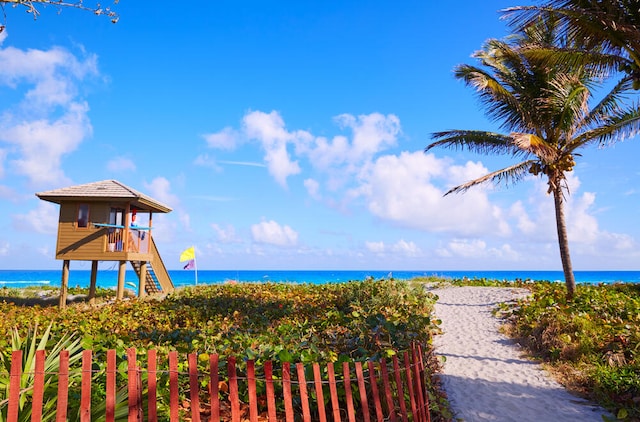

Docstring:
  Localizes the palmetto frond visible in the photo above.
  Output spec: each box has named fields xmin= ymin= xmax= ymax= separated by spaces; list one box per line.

xmin=445 ymin=160 xmax=536 ymax=196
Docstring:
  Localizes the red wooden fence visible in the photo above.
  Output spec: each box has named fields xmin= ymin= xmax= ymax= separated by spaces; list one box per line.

xmin=3 ymin=343 xmax=431 ymax=421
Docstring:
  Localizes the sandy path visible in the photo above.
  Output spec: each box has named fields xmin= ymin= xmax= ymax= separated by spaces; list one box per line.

xmin=431 ymin=286 xmax=611 ymax=422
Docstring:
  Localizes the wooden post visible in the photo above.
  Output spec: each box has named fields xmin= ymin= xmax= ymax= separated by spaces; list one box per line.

xmin=117 ymin=260 xmax=126 ymax=301
xmin=59 ymin=260 xmax=70 ymax=308
xmin=89 ymin=260 xmax=98 ymax=305
xmin=138 ymin=261 xmax=147 ymax=298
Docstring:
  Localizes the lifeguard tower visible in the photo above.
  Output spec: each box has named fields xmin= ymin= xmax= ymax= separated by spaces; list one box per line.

xmin=36 ymin=180 xmax=175 ymax=307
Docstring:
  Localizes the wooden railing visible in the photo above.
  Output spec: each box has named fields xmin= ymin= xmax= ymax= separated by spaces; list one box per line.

xmin=94 ymin=224 xmax=150 ymax=254
xmin=3 ymin=344 xmax=431 ymax=421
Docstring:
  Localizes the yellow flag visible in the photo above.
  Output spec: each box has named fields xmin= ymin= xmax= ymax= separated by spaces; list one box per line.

xmin=180 ymin=246 xmax=195 ymax=262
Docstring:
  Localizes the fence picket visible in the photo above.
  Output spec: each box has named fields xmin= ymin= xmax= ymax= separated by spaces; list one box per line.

xmin=296 ymin=362 xmax=312 ymax=422
xmin=169 ymin=351 xmax=179 ymax=422
xmin=264 ymin=360 xmax=277 ymax=422
xmin=227 ymin=356 xmax=240 ymax=422
xmin=282 ymin=362 xmax=294 ymax=422
xmin=403 ymin=351 xmax=418 ymax=420
xmin=188 ymin=353 xmax=201 ymax=422
xmin=148 ymin=349 xmax=158 ymax=422
xmin=247 ymin=360 xmax=258 ymax=422
xmin=106 ymin=349 xmax=116 ymax=422
xmin=209 ymin=354 xmax=220 ymax=421
xmin=327 ymin=362 xmax=341 ymax=422
xmin=380 ymin=359 xmax=397 ymax=422
xmin=392 ymin=356 xmax=409 ymax=422
xmin=56 ymin=350 xmax=69 ymax=422
xmin=80 ymin=350 xmax=92 ymax=422
xmin=313 ymin=363 xmax=327 ymax=422
xmin=127 ymin=348 xmax=141 ymax=422
xmin=32 ymin=349 xmax=46 ymax=422
xmin=367 ymin=361 xmax=384 ymax=422
xmin=411 ymin=346 xmax=427 ymax=422
xmin=342 ymin=362 xmax=356 ymax=422
xmin=7 ymin=350 xmax=21 ymax=422
xmin=355 ymin=362 xmax=370 ymax=422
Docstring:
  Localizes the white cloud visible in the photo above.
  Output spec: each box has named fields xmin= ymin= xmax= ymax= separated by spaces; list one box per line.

xmin=0 ymin=42 xmax=98 ymax=110
xmin=203 ymin=127 xmax=238 ymax=150
xmin=107 ymin=156 xmax=136 ymax=172
xmin=0 ymin=240 xmax=8 ymax=256
xmin=365 ymin=241 xmax=385 ymax=253
xmin=212 ymin=223 xmax=241 ymax=243
xmin=334 ymin=112 xmax=400 ymax=160
xmin=145 ymin=177 xmax=179 ymax=208
xmin=12 ymin=201 xmax=58 ymax=234
xmin=391 ymin=239 xmax=421 ymax=257
xmin=437 ymin=238 xmax=519 ymax=261
xmin=2 ymin=102 xmax=92 ymax=186
xmin=0 ymin=37 xmax=98 ymax=187
xmin=194 ymin=154 xmax=223 ymax=171
xmin=251 ymin=219 xmax=298 ymax=247
xmin=304 ymin=178 xmax=321 ymax=200
xmin=354 ymin=151 xmax=511 ymax=236
xmin=243 ymin=110 xmax=307 ymax=187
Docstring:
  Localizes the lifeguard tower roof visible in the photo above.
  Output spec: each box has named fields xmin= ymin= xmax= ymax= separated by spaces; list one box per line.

xmin=36 ymin=179 xmax=172 ymax=213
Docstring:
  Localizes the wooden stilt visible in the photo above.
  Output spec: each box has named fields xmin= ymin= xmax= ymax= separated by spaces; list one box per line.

xmin=89 ymin=260 xmax=98 ymax=305
xmin=117 ymin=260 xmax=126 ymax=301
xmin=59 ymin=260 xmax=70 ymax=309
xmin=139 ymin=262 xmax=147 ymax=298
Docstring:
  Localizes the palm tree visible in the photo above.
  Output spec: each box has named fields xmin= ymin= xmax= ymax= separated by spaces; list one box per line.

xmin=426 ymin=18 xmax=640 ymax=298
xmin=504 ymin=0 xmax=640 ymax=88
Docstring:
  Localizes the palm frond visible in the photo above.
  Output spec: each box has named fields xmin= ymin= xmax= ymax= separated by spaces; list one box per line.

xmin=569 ymin=102 xmax=640 ymax=149
xmin=584 ymin=75 xmax=634 ymax=126
xmin=510 ymin=133 xmax=557 ymax=161
xmin=428 ymin=130 xmax=527 ymax=157
xmin=454 ymin=64 xmax=532 ymax=132
xmin=445 ymin=160 xmax=536 ymax=196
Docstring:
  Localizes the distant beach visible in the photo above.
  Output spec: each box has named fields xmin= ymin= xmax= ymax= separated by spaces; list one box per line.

xmin=0 ymin=269 xmax=638 ymax=290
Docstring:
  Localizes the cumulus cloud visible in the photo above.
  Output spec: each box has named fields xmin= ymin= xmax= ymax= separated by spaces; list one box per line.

xmin=334 ymin=112 xmax=400 ymax=160
xmin=242 ymin=110 xmax=310 ymax=187
xmin=203 ymin=127 xmax=238 ymax=150
xmin=143 ymin=177 xmax=190 ymax=237
xmin=436 ymin=238 xmax=519 ymax=261
xmin=354 ymin=151 xmax=511 ymax=236
xmin=2 ymin=102 xmax=91 ymax=186
xmin=251 ymin=219 xmax=298 ymax=247
xmin=12 ymin=201 xmax=58 ymax=234
xmin=391 ymin=239 xmax=421 ymax=257
xmin=0 ymin=36 xmax=98 ymax=187
xmin=212 ymin=223 xmax=241 ymax=243
xmin=365 ymin=241 xmax=385 ymax=253
xmin=304 ymin=178 xmax=321 ymax=200
xmin=107 ymin=156 xmax=136 ymax=172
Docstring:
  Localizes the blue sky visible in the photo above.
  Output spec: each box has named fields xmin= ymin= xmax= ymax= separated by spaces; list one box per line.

xmin=1 ymin=1 xmax=639 ymax=271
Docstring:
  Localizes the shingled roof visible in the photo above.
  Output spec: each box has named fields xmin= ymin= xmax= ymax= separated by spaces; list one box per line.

xmin=36 ymin=180 xmax=172 ymax=213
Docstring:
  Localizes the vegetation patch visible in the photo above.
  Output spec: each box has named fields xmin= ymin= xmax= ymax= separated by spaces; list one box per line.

xmin=499 ymin=282 xmax=640 ymax=420
xmin=0 ymin=278 xmax=448 ymax=420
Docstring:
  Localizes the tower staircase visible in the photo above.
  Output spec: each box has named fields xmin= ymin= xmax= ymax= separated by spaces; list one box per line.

xmin=129 ymin=236 xmax=174 ymax=295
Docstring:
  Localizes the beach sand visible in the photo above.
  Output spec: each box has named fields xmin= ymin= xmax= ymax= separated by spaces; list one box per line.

xmin=431 ymin=286 xmax=612 ymax=422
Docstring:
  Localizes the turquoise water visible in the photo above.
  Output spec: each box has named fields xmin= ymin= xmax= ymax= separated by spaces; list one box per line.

xmin=0 ymin=269 xmax=638 ymax=290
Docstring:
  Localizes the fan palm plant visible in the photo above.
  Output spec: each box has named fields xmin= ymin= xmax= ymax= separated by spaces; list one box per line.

xmin=426 ymin=17 xmax=640 ymax=298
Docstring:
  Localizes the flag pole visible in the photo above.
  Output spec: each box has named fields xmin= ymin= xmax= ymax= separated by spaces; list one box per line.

xmin=194 ymin=250 xmax=198 ymax=286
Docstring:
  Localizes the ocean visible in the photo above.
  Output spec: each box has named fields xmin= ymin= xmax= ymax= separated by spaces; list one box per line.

xmin=0 ymin=269 xmax=638 ymax=290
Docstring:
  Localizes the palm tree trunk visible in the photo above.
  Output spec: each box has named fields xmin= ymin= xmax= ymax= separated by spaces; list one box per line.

xmin=552 ymin=182 xmax=576 ymax=299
